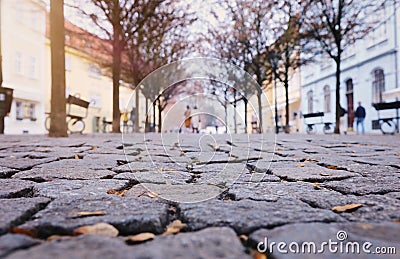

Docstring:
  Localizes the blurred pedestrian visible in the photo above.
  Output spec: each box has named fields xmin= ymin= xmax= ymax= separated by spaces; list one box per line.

xmin=184 ymin=105 xmax=191 ymax=133
xmin=354 ymin=101 xmax=366 ymax=135
xmin=192 ymin=116 xmax=200 ymax=133
xmin=121 ymin=111 xmax=128 ymax=133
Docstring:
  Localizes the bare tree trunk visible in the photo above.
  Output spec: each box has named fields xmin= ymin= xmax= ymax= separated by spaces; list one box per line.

xmin=152 ymin=100 xmax=156 ymax=132
xmin=334 ymin=59 xmax=341 ymax=134
xmin=145 ymin=98 xmax=149 ymax=132
xmin=112 ymin=31 xmax=122 ymax=133
xmin=244 ymin=99 xmax=248 ymax=134
xmin=284 ymin=83 xmax=290 ymax=134
xmin=49 ymin=0 xmax=67 ymax=137
xmin=158 ymin=99 xmax=162 ymax=133
xmin=257 ymin=90 xmax=263 ymax=133
xmin=134 ymin=87 xmax=140 ymax=132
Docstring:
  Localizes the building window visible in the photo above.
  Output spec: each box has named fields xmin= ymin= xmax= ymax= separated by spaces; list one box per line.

xmin=372 ymin=69 xmax=385 ymax=103
xmin=89 ymin=64 xmax=101 ymax=78
xmin=15 ymin=52 xmax=23 ymax=75
xmin=16 ymin=101 xmax=23 ymax=120
xmin=323 ymin=85 xmax=331 ymax=113
xmin=27 ymin=56 xmax=37 ymax=79
xmin=15 ymin=101 xmax=36 ymax=121
xmin=307 ymin=90 xmax=313 ymax=113
xmin=366 ymin=6 xmax=388 ymax=48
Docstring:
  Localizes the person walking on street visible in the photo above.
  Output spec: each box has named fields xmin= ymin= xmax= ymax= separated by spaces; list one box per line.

xmin=355 ymin=102 xmax=366 ymax=135
xmin=184 ymin=105 xmax=192 ymax=133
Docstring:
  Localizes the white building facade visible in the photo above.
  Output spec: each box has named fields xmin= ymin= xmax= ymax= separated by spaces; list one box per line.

xmin=1 ymin=0 xmax=47 ymax=134
xmin=300 ymin=3 xmax=400 ymax=133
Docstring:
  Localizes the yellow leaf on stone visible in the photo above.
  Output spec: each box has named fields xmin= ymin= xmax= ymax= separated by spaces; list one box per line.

xmin=296 ymin=163 xmax=306 ymax=167
xmin=147 ymin=191 xmax=159 ymax=198
xmin=250 ymin=249 xmax=267 ymax=259
xmin=74 ymin=154 xmax=79 ymax=159
xmin=304 ymin=158 xmax=319 ymax=162
xmin=162 ymin=220 xmax=187 ymax=236
xmin=73 ymin=222 xmax=119 ymax=237
xmin=125 ymin=232 xmax=155 ymax=244
xmin=69 ymin=211 xmax=106 ymax=217
xmin=47 ymin=235 xmax=72 ymax=241
xmin=313 ymin=182 xmax=323 ymax=190
xmin=320 ymin=173 xmax=332 ymax=176
xmin=332 ymin=203 xmax=363 ymax=213
xmin=326 ymin=165 xmax=338 ymax=170
xmin=239 ymin=234 xmax=248 ymax=242
xmin=107 ymin=189 xmax=128 ymax=197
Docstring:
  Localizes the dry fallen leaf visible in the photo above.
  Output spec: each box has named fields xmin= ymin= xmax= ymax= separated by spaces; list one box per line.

xmin=69 ymin=211 xmax=106 ymax=217
xmin=239 ymin=234 xmax=248 ymax=242
xmin=125 ymin=232 xmax=155 ymax=244
xmin=12 ymin=227 xmax=37 ymax=238
xmin=304 ymin=157 xmax=318 ymax=162
xmin=147 ymin=191 xmax=159 ymax=198
xmin=313 ymin=182 xmax=323 ymax=190
xmin=91 ymin=146 xmax=98 ymax=150
xmin=47 ymin=235 xmax=72 ymax=241
xmin=250 ymin=249 xmax=267 ymax=259
xmin=73 ymin=222 xmax=119 ymax=237
xmin=332 ymin=203 xmax=363 ymax=213
xmin=107 ymin=189 xmax=128 ymax=197
xmin=320 ymin=173 xmax=332 ymax=176
xmin=326 ymin=165 xmax=338 ymax=170
xmin=74 ymin=154 xmax=80 ymax=159
xmin=162 ymin=220 xmax=187 ymax=236
xmin=296 ymin=163 xmax=306 ymax=167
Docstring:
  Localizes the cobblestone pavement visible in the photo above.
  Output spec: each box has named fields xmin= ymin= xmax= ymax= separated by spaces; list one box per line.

xmin=0 ymin=133 xmax=399 ymax=258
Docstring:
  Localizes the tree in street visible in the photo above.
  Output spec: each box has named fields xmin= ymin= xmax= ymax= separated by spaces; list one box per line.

xmin=267 ymin=0 xmax=313 ymax=133
xmin=49 ymin=0 xmax=68 ymax=137
xmin=304 ymin=0 xmax=386 ymax=134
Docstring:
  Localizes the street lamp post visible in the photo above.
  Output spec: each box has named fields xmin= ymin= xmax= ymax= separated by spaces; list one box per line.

xmin=268 ymin=50 xmax=280 ymax=134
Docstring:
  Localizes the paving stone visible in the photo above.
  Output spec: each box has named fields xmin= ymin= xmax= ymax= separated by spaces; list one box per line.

xmin=129 ymin=182 xmax=225 ymax=203
xmin=127 ymin=227 xmax=251 ymax=259
xmin=0 ymin=234 xmax=42 ymax=258
xmin=5 ymin=234 xmax=133 ymax=259
xmin=113 ymin=171 xmax=191 ymax=184
xmin=12 ymin=168 xmax=116 ymax=181
xmin=0 ymin=197 xmax=51 ymax=235
xmin=6 ymin=227 xmax=251 ymax=259
xmin=32 ymin=157 xmax=118 ymax=171
xmin=271 ymin=163 xmax=359 ymax=182
xmin=19 ymin=195 xmax=169 ymax=238
xmin=0 ymin=179 xmax=35 ymax=198
xmin=0 ymin=166 xmax=18 ymax=178
xmin=321 ymin=176 xmax=400 ymax=195
xmin=180 ymin=199 xmax=344 ymax=234
xmin=249 ymin=222 xmax=400 ymax=259
xmin=0 ymin=157 xmax=58 ymax=170
xmin=32 ymin=179 xmax=129 ymax=199
xmin=113 ymin=161 xmax=187 ymax=173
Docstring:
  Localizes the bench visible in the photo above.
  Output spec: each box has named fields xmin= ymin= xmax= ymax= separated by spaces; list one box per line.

xmin=66 ymin=95 xmax=90 ymax=133
xmin=302 ymin=112 xmax=333 ymax=134
xmin=372 ymin=101 xmax=400 ymax=134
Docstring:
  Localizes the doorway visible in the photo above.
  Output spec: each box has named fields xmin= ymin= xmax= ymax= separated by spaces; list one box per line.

xmin=346 ymin=79 xmax=354 ymax=130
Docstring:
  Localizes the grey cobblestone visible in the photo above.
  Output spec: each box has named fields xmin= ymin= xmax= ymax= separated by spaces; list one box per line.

xmin=0 ymin=133 xmax=399 ymax=258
